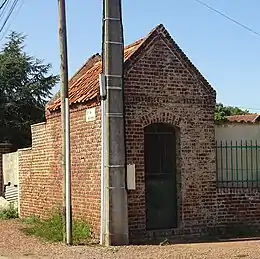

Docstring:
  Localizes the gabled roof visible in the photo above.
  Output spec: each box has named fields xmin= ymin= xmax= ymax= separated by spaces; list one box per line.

xmin=124 ymin=24 xmax=215 ymax=95
xmin=47 ymin=38 xmax=144 ymax=112
xmin=227 ymin=114 xmax=260 ymax=123
xmin=47 ymin=24 xmax=215 ymax=112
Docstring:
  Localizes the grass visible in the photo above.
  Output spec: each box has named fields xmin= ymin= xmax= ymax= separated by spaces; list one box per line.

xmin=0 ymin=203 xmax=18 ymax=220
xmin=22 ymin=213 xmax=92 ymax=244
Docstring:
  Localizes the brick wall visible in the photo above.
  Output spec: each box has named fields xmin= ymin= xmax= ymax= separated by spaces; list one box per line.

xmin=18 ymin=25 xmax=260 ymax=243
xmin=19 ymin=103 xmax=102 ymax=237
xmin=0 ymin=143 xmax=14 ymax=195
xmin=124 ymin=32 xmax=216 ymax=240
xmin=216 ymin=188 xmax=260 ymax=228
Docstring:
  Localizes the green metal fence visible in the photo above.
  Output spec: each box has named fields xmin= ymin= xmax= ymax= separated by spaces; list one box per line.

xmin=216 ymin=140 xmax=260 ymax=188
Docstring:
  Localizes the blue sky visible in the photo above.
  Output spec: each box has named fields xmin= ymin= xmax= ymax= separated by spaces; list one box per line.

xmin=2 ymin=0 xmax=260 ymax=112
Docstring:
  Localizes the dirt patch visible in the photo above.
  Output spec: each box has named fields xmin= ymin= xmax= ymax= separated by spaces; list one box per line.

xmin=0 ymin=220 xmax=260 ymax=259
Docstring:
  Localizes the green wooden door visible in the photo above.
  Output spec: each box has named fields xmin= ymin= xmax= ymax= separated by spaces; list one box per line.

xmin=144 ymin=123 xmax=177 ymax=230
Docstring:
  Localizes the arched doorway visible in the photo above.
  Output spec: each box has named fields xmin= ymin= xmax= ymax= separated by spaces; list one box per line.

xmin=144 ymin=123 xmax=178 ymax=230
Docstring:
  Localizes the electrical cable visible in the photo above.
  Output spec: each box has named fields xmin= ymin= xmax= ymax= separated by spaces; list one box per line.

xmin=0 ymin=0 xmax=19 ymax=35
xmin=193 ymin=0 xmax=260 ymax=37
xmin=0 ymin=0 xmax=11 ymax=21
xmin=0 ymin=0 xmax=23 ymax=41
xmin=0 ymin=0 xmax=8 ymax=10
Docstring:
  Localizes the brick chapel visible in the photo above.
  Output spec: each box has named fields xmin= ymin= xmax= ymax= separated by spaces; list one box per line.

xmin=18 ymin=24 xmax=217 ymax=243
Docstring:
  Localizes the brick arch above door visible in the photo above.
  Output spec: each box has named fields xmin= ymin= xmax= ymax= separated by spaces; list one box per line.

xmin=140 ymin=111 xmax=182 ymax=128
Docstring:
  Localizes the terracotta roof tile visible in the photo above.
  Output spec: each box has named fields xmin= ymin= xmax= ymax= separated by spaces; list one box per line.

xmin=123 ymin=38 xmax=144 ymax=60
xmin=47 ymin=39 xmax=144 ymax=112
xmin=47 ymin=23 xmax=215 ymax=112
xmin=227 ymin=114 xmax=260 ymax=123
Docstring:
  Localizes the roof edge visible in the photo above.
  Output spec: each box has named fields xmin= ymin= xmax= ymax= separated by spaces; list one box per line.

xmin=156 ymin=24 xmax=216 ymax=95
xmin=226 ymin=114 xmax=260 ymax=123
xmin=124 ymin=24 xmax=161 ymax=70
xmin=69 ymin=53 xmax=101 ymax=86
xmin=47 ymin=53 xmax=101 ymax=108
xmin=125 ymin=24 xmax=216 ymax=96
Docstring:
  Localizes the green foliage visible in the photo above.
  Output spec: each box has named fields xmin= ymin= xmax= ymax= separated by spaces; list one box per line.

xmin=22 ymin=215 xmax=39 ymax=224
xmin=0 ymin=203 xmax=18 ymax=219
xmin=214 ymin=103 xmax=250 ymax=122
xmin=0 ymin=32 xmax=59 ymax=149
xmin=22 ymin=213 xmax=92 ymax=244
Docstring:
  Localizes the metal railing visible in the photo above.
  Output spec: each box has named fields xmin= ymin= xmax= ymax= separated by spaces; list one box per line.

xmin=216 ymin=140 xmax=260 ymax=188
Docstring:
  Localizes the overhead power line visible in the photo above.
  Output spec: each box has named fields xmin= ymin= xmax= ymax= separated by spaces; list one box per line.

xmin=0 ymin=0 xmax=11 ymax=21
xmin=0 ymin=0 xmax=19 ymax=33
xmin=0 ymin=0 xmax=19 ymax=38
xmin=0 ymin=0 xmax=23 ymax=41
xmin=193 ymin=0 xmax=260 ymax=37
xmin=0 ymin=0 xmax=10 ymax=24
xmin=0 ymin=0 xmax=8 ymax=10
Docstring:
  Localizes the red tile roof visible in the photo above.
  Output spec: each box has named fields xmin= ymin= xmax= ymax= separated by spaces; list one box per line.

xmin=47 ymin=39 xmax=144 ymax=112
xmin=47 ymin=24 xmax=215 ymax=112
xmin=227 ymin=114 xmax=260 ymax=123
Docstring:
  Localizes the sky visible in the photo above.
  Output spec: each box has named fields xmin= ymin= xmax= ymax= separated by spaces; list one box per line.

xmin=1 ymin=0 xmax=260 ymax=112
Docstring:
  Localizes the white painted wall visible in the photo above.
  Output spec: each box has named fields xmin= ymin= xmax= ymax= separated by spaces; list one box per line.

xmin=2 ymin=151 xmax=19 ymax=211
xmin=216 ymin=123 xmax=260 ymax=142
xmin=3 ymin=151 xmax=18 ymax=186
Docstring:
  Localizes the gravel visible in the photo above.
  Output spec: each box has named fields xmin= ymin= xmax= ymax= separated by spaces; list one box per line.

xmin=0 ymin=220 xmax=259 ymax=259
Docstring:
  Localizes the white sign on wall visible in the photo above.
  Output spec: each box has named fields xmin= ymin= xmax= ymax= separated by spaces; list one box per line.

xmin=86 ymin=107 xmax=96 ymax=122
xmin=127 ymin=164 xmax=136 ymax=190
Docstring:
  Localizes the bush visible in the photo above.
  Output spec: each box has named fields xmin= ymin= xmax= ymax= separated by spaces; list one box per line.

xmin=0 ymin=203 xmax=18 ymax=219
xmin=22 ymin=213 xmax=92 ymax=244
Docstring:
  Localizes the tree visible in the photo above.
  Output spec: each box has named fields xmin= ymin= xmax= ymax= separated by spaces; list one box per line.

xmin=214 ymin=103 xmax=250 ymax=122
xmin=0 ymin=32 xmax=59 ymax=149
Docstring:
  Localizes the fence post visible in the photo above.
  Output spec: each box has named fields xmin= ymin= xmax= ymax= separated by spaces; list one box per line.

xmin=256 ymin=140 xmax=259 ymax=187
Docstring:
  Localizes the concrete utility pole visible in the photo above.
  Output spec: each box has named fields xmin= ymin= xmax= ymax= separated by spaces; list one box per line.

xmin=57 ymin=0 xmax=72 ymax=245
xmin=102 ymin=0 xmax=129 ymax=246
